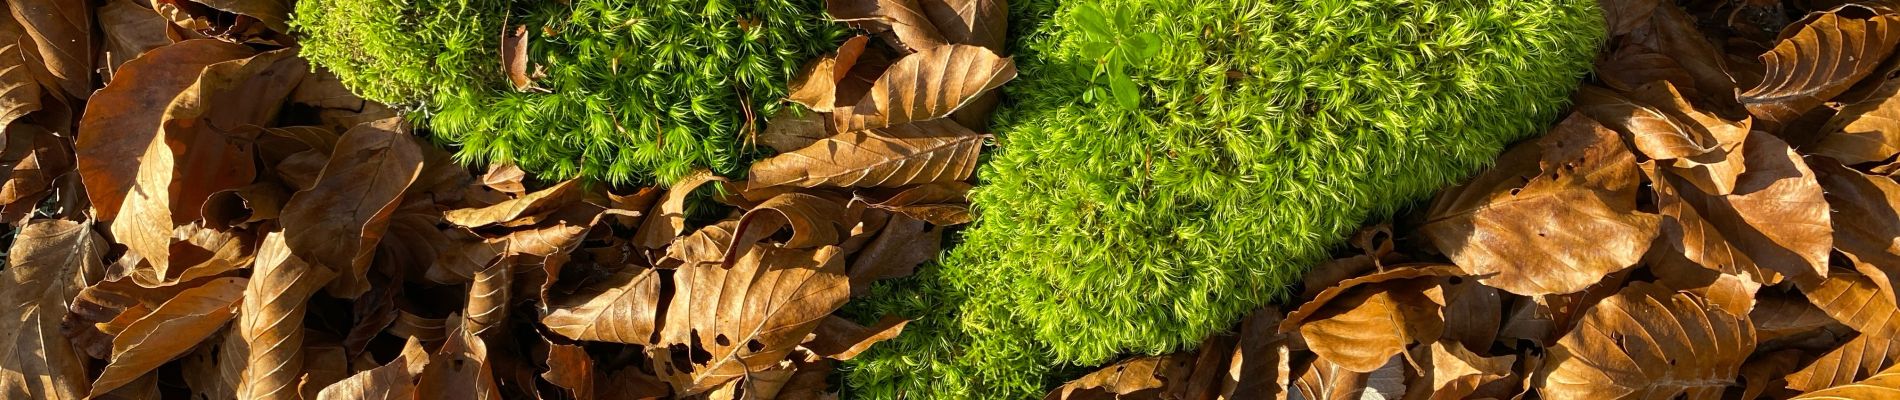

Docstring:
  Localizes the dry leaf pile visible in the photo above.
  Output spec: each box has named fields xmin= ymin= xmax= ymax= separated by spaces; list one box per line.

xmin=1044 ymin=1 xmax=1900 ymax=399
xmin=0 ymin=0 xmax=1010 ymax=398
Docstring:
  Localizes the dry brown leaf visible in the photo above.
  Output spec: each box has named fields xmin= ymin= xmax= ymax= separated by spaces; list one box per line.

xmin=63 ymin=273 xmax=195 ymax=360
xmin=189 ymin=0 xmax=292 ymax=34
xmin=90 ymin=276 xmax=246 ymax=396
xmin=631 ymin=169 xmax=726 ymax=249
xmin=238 ymin=230 xmax=340 ymax=400
xmin=1416 ymin=340 xmax=1515 ymax=400
xmin=1291 ymin=354 xmax=1407 ymax=400
xmin=1786 ymin=271 xmax=1900 ymax=390
xmin=1813 ymin=78 xmax=1900 ymax=166
xmin=501 ymin=25 xmax=535 ymax=91
xmin=462 ymin=258 xmax=510 ymax=337
xmin=788 ymin=36 xmax=871 ymax=113
xmin=546 ymin=246 xmax=849 ymax=394
xmin=445 ymin=178 xmax=581 ymax=228
xmin=749 ymin=119 xmax=986 ymax=190
xmin=1296 ymin=277 xmax=1444 ymax=373
xmin=1601 ymin=0 xmax=1661 ymax=36
xmin=1754 ymin=289 xmax=1843 ymax=343
xmin=201 ymin=182 xmax=287 ymax=229
xmin=1793 ymin=361 xmax=1900 ymax=399
xmin=827 ymin=0 xmax=948 ymax=51
xmin=846 ymin=213 xmax=940 ymax=295
xmin=1423 ymin=114 xmax=1658 ymax=296
xmin=1741 ymin=2 xmax=1900 ymax=125
xmin=0 ymin=24 xmax=41 ymax=132
xmin=1047 ymin=336 xmax=1235 ymax=400
xmin=833 ymin=44 xmax=1014 ymax=131
xmin=921 ymin=0 xmax=1006 ymax=51
xmin=280 ymin=117 xmax=422 ymax=299
xmin=1815 ymin=161 xmax=1900 ymax=305
xmin=1786 ymin=333 xmax=1900 ymax=392
xmin=1536 ymin=282 xmax=1754 ymax=399
xmin=1627 ymin=4 xmax=1738 ymax=109
xmin=77 ymin=40 xmax=251 ymax=221
xmin=6 ymin=0 xmax=92 ymax=99
xmin=315 ymin=337 xmax=429 ymax=400
xmin=96 ymin=0 xmax=172 ymax=77
xmin=415 ymin=319 xmax=502 ymax=400
xmin=481 ymin=162 xmax=527 ymax=195
xmin=1439 ymin=277 xmax=1502 ymax=354
xmin=1650 ymin=131 xmax=1831 ymax=285
xmin=1219 ymin=307 xmax=1293 ymax=399
xmin=852 ymin=181 xmax=972 ymax=225
xmin=806 ymin=315 xmax=908 ymax=361
xmin=542 ymin=338 xmax=594 ymax=400
xmin=668 ymin=219 xmax=739 ymax=266
xmin=0 ymin=219 xmax=104 ymax=399
xmin=725 ymin=192 xmax=849 ymax=266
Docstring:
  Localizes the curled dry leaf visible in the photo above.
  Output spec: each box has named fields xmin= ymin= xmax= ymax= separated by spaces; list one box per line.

xmin=806 ymin=315 xmax=909 ymax=361
xmin=238 ymin=231 xmax=340 ymax=400
xmin=1814 ymin=161 xmax=1900 ymax=304
xmin=96 ymin=0 xmax=172 ymax=76
xmin=1536 ymin=282 xmax=1755 ymax=399
xmin=91 ymin=277 xmax=247 ymax=396
xmin=748 ymin=119 xmax=987 ymax=190
xmin=631 ymin=169 xmax=726 ymax=249
xmin=846 ymin=213 xmax=940 ymax=295
xmin=1649 ymin=131 xmax=1831 ymax=286
xmin=315 ymin=337 xmax=429 ymax=400
xmin=1415 ymin=340 xmax=1516 ymax=399
xmin=1788 ymin=271 xmax=1900 ymax=390
xmin=0 ymin=219 xmax=104 ymax=399
xmin=1741 ymin=2 xmax=1900 ymax=125
xmin=502 ymin=25 xmax=535 ymax=92
xmin=827 ymin=0 xmax=948 ymax=51
xmin=415 ymin=320 xmax=501 ymax=400
xmin=545 ymin=245 xmax=849 ymax=394
xmin=1576 ymin=83 xmax=1749 ymax=195
xmin=1282 ymin=265 xmax=1461 ymax=373
xmin=6 ymin=0 xmax=92 ymax=99
xmin=1793 ymin=354 xmax=1900 ymax=398
xmin=280 ymin=117 xmax=422 ymax=298
xmin=542 ymin=338 xmax=594 ymax=400
xmin=833 ymin=44 xmax=1015 ymax=131
xmin=921 ymin=0 xmax=1007 ymax=51
xmin=77 ymin=40 xmax=252 ymax=221
xmin=725 ymin=192 xmax=849 ymax=266
xmin=1813 ymin=79 xmax=1900 ymax=166
xmin=1047 ymin=336 xmax=1234 ymax=400
xmin=0 ymin=24 xmax=41 ymax=132
xmin=1292 ymin=355 xmax=1407 ymax=400
xmin=1423 ymin=114 xmax=1659 ymax=296
xmin=853 ymin=181 xmax=972 ymax=225
xmin=444 ymin=178 xmax=581 ymax=228
xmin=788 ymin=35 xmax=871 ymax=113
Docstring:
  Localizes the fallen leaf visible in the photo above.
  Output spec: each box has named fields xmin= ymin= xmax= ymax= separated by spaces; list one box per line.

xmin=748 ymin=119 xmax=987 ymax=190
xmin=1813 ymin=79 xmax=1900 ymax=165
xmin=0 ymin=219 xmax=104 ymax=399
xmin=852 ymin=181 xmax=972 ymax=225
xmin=462 ymin=258 xmax=510 ymax=337
xmin=444 ymin=178 xmax=581 ymax=228
xmin=480 ymin=162 xmax=527 ymax=195
xmin=1295 ymin=277 xmax=1443 ymax=373
xmin=5 ymin=0 xmax=92 ymax=99
xmin=279 ymin=117 xmax=422 ymax=298
xmin=1423 ymin=114 xmax=1659 ymax=296
xmin=827 ymin=0 xmax=948 ymax=51
xmin=76 ymin=40 xmax=251 ymax=221
xmin=315 ymin=337 xmax=429 ymax=400
xmin=542 ymin=338 xmax=594 ymax=400
xmin=921 ymin=0 xmax=1007 ymax=51
xmin=96 ymin=0 xmax=173 ymax=76
xmin=1536 ymin=282 xmax=1754 ymax=399
xmin=724 ymin=192 xmax=849 ymax=266
xmin=631 ymin=169 xmax=726 ymax=249
xmin=806 ymin=315 xmax=908 ymax=360
xmin=1290 ymin=354 xmax=1407 ymax=400
xmin=91 ymin=276 xmax=247 ymax=396
xmin=1740 ymin=2 xmax=1900 ymax=125
xmin=1047 ymin=337 xmax=1234 ymax=400
xmin=188 ymin=0 xmax=292 ymax=34
xmin=787 ymin=36 xmax=871 ymax=113
xmin=0 ymin=24 xmax=41 ymax=132
xmin=1218 ymin=307 xmax=1293 ymax=399
xmin=833 ymin=44 xmax=1014 ymax=131
xmin=1417 ymin=340 xmax=1515 ymax=399
xmin=846 ymin=213 xmax=940 ymax=295
xmin=1793 ymin=361 xmax=1900 ymax=398
xmin=1650 ymin=131 xmax=1831 ymax=285
xmin=414 ymin=319 xmax=501 ymax=400
xmin=238 ymin=230 xmax=340 ymax=400
xmin=1815 ymin=161 xmax=1900 ymax=304
xmin=501 ymin=25 xmax=534 ymax=91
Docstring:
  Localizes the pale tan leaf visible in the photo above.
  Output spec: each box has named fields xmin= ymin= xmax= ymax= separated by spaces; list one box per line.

xmin=1536 ymin=282 xmax=1754 ymax=399
xmin=787 ymin=36 xmax=871 ymax=113
xmin=7 ymin=0 xmax=92 ymax=99
xmin=315 ymin=337 xmax=429 ymax=400
xmin=1649 ymin=131 xmax=1831 ymax=285
xmin=833 ymin=45 xmax=1015 ymax=131
xmin=631 ymin=169 xmax=726 ymax=249
xmin=280 ymin=117 xmax=422 ymax=298
xmin=480 ymin=162 xmax=527 ymax=195
xmin=90 ymin=276 xmax=246 ymax=396
xmin=1741 ymin=3 xmax=1900 ymax=124
xmin=1296 ymin=278 xmax=1444 ymax=373
xmin=444 ymin=178 xmax=581 ymax=228
xmin=1793 ymin=361 xmax=1900 ymax=399
xmin=827 ymin=0 xmax=948 ymax=51
xmin=1047 ymin=336 xmax=1235 ymax=400
xmin=238 ymin=230 xmax=341 ymax=400
xmin=0 ymin=219 xmax=105 ymax=399
xmin=1815 ymin=161 xmax=1900 ymax=304
xmin=1785 ymin=333 xmax=1900 ymax=392
xmin=0 ymin=24 xmax=41 ymax=131
xmin=1290 ymin=355 xmax=1407 ymax=400
xmin=1423 ymin=114 xmax=1658 ymax=296
xmin=748 ymin=119 xmax=986 ymax=190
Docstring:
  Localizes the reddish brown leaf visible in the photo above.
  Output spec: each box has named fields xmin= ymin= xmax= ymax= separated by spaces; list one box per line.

xmin=96 ymin=0 xmax=173 ymax=77
xmin=724 ymin=192 xmax=849 ymax=266
xmin=315 ymin=337 xmax=429 ymax=400
xmin=501 ymin=25 xmax=535 ymax=92
xmin=1423 ymin=114 xmax=1659 ymax=296
xmin=1813 ymin=79 xmax=1900 ymax=165
xmin=1741 ymin=3 xmax=1900 ymax=125
xmin=1536 ymin=282 xmax=1754 ymax=399
xmin=6 ymin=0 xmax=92 ymax=99
xmin=542 ymin=339 xmax=594 ymax=400
xmin=280 ymin=117 xmax=422 ymax=298
xmin=77 ymin=40 xmax=252 ymax=222
xmin=806 ymin=315 xmax=908 ymax=361
xmin=90 ymin=276 xmax=246 ymax=396
xmin=749 ymin=119 xmax=986 ymax=190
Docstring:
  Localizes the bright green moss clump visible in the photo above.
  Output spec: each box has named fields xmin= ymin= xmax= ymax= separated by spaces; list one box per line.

xmin=292 ymin=0 xmax=844 ymax=183
xmin=848 ymin=0 xmax=1603 ymax=397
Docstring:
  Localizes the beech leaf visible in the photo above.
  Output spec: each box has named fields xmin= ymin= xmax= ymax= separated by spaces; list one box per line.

xmin=1536 ymin=282 xmax=1754 ymax=399
xmin=237 ymin=230 xmax=340 ymax=400
xmin=749 ymin=119 xmax=987 ymax=190
xmin=1740 ymin=2 xmax=1900 ymax=125
xmin=833 ymin=44 xmax=1015 ymax=131
xmin=279 ymin=117 xmax=422 ymax=298
xmin=0 ymin=219 xmax=104 ymax=399
xmin=1813 ymin=79 xmax=1900 ymax=165
xmin=90 ymin=277 xmax=247 ymax=396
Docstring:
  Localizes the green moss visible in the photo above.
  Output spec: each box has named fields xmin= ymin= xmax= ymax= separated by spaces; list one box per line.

xmin=848 ymin=0 xmax=1603 ymax=397
xmin=292 ymin=0 xmax=846 ymax=183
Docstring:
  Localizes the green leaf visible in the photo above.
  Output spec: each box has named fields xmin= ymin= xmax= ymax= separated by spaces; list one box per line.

xmin=1129 ymin=33 xmax=1163 ymax=61
xmin=1109 ymin=73 xmax=1139 ymax=110
xmin=1081 ymin=40 xmax=1115 ymax=61
xmin=1073 ymin=3 xmax=1111 ymax=39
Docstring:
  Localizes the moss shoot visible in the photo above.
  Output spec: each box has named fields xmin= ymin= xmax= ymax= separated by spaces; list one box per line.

xmin=292 ymin=0 xmax=845 ymax=183
xmin=847 ymin=0 xmax=1604 ymax=397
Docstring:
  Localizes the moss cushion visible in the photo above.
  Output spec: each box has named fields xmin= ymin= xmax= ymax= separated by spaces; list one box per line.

xmin=847 ymin=0 xmax=1604 ymax=397
xmin=292 ymin=0 xmax=844 ymax=183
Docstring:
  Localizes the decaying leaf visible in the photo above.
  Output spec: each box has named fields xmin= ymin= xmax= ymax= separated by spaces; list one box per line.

xmin=77 ymin=40 xmax=252 ymax=222
xmin=279 ymin=117 xmax=421 ymax=298
xmin=1740 ymin=2 xmax=1900 ymax=125
xmin=748 ymin=119 xmax=987 ymax=190
xmin=1 ymin=220 xmax=104 ymax=399
xmin=725 ymin=192 xmax=849 ymax=266
xmin=316 ymin=337 xmax=429 ymax=400
xmin=833 ymin=44 xmax=1015 ymax=131
xmin=238 ymin=231 xmax=339 ymax=400
xmin=806 ymin=315 xmax=909 ymax=361
xmin=1537 ymin=282 xmax=1754 ymax=399
xmin=91 ymin=277 xmax=247 ymax=396
xmin=631 ymin=169 xmax=726 ymax=249
xmin=1424 ymin=113 xmax=1659 ymax=296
